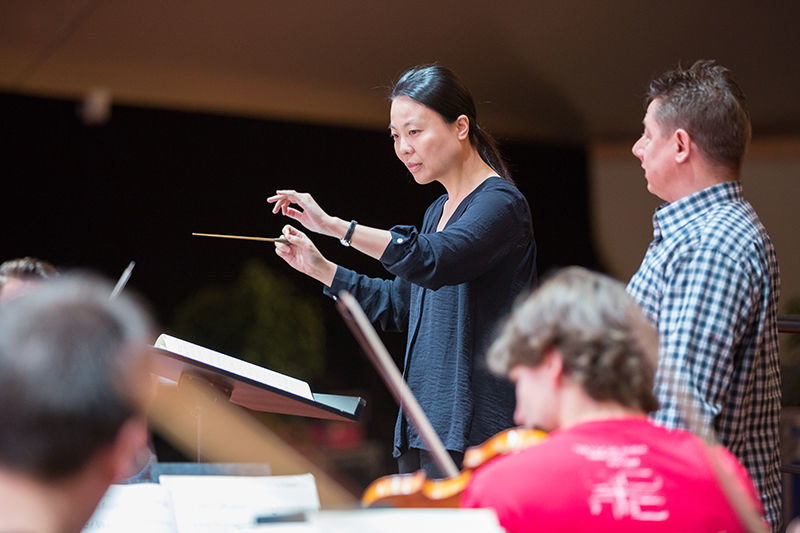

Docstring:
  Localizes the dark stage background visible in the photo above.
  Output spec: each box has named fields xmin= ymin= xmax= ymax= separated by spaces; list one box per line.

xmin=0 ymin=92 xmax=602 ymax=485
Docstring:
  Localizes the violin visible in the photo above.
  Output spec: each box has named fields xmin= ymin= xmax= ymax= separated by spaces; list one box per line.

xmin=361 ymin=427 xmax=547 ymax=508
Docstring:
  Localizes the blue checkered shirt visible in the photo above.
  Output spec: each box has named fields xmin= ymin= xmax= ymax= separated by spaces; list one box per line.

xmin=627 ymin=181 xmax=782 ymax=529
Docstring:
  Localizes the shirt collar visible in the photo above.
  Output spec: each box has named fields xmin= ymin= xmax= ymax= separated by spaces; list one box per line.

xmin=652 ymin=181 xmax=743 ymax=239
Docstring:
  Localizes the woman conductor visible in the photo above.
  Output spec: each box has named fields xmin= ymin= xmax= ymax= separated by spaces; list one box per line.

xmin=268 ymin=64 xmax=536 ymax=476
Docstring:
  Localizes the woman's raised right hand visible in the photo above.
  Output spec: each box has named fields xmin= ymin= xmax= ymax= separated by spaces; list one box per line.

xmin=267 ymin=190 xmax=334 ymax=237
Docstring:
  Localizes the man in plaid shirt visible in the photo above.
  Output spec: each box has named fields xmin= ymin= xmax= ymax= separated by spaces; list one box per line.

xmin=627 ymin=60 xmax=782 ymax=530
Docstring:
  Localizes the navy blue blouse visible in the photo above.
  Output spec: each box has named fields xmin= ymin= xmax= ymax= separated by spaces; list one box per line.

xmin=326 ymin=177 xmax=536 ymax=456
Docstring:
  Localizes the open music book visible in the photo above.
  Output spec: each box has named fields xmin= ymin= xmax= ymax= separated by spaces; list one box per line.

xmin=154 ymin=334 xmax=312 ymax=400
xmin=151 ymin=334 xmax=364 ymax=422
xmin=83 ymin=473 xmax=320 ymax=532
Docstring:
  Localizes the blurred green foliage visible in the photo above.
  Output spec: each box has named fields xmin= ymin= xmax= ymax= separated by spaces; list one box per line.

xmin=170 ymin=259 xmax=324 ymax=382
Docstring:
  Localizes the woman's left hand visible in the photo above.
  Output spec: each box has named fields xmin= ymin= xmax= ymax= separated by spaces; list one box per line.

xmin=274 ymin=224 xmax=337 ymax=286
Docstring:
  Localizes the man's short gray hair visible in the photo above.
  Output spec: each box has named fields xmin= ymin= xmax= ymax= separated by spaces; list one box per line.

xmin=0 ymin=273 xmax=153 ymax=479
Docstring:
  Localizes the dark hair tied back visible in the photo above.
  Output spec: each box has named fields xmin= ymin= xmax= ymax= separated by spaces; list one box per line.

xmin=390 ymin=64 xmax=511 ymax=181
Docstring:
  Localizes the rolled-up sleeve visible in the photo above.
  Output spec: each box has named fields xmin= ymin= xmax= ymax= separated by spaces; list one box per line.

xmin=380 ymin=187 xmax=531 ymax=290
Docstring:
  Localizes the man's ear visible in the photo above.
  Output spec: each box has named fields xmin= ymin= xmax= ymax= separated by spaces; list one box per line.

xmin=455 ymin=114 xmax=470 ymax=140
xmin=674 ymin=128 xmax=692 ymax=163
xmin=542 ymin=348 xmax=565 ymax=384
xmin=109 ymin=417 xmax=150 ymax=482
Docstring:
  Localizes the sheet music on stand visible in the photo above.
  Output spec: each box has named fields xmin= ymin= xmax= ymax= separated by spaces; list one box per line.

xmin=85 ymin=484 xmax=503 ymax=532
xmin=83 ymin=473 xmax=322 ymax=533
xmin=150 ymin=334 xmax=364 ymax=423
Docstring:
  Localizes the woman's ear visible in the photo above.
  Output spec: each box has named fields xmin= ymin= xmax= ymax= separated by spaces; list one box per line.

xmin=455 ymin=114 xmax=470 ymax=141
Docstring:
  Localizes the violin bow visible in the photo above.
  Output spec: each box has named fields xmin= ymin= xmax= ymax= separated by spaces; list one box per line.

xmin=336 ymin=291 xmax=459 ymax=478
xmin=110 ymin=261 xmax=135 ymax=300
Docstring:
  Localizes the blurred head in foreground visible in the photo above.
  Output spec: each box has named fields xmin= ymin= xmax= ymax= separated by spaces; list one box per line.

xmin=0 ymin=274 xmax=153 ymax=533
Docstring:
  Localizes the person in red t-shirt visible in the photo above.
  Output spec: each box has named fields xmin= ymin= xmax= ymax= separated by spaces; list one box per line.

xmin=461 ymin=267 xmax=766 ymax=532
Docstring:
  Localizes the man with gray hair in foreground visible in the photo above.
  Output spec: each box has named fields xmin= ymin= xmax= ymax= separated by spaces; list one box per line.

xmin=0 ymin=274 xmax=153 ymax=533
xmin=461 ymin=267 xmax=765 ymax=532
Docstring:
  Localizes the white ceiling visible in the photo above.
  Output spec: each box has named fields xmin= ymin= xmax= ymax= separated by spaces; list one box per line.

xmin=2 ymin=0 xmax=799 ymax=143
